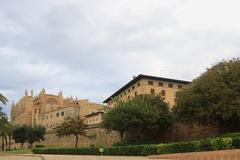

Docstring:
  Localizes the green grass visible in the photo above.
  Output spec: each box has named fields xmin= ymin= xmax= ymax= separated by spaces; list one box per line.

xmin=6 ymin=148 xmax=32 ymax=154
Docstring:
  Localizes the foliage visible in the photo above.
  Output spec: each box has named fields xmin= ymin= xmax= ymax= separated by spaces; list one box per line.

xmin=0 ymin=97 xmax=12 ymax=151
xmin=103 ymin=95 xmax=173 ymax=143
xmin=12 ymin=125 xmax=29 ymax=147
xmin=32 ymin=147 xmax=99 ymax=155
xmin=35 ymin=144 xmax=45 ymax=148
xmin=54 ymin=117 xmax=87 ymax=148
xmin=13 ymin=125 xmax=46 ymax=148
xmin=32 ymin=135 xmax=240 ymax=156
xmin=6 ymin=148 xmax=32 ymax=154
xmin=26 ymin=125 xmax=46 ymax=148
xmin=0 ymin=93 xmax=8 ymax=105
xmin=174 ymin=58 xmax=240 ymax=131
xmin=218 ymin=132 xmax=240 ymax=138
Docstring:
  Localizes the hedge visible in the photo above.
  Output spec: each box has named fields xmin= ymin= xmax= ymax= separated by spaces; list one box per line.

xmin=32 ymin=137 xmax=240 ymax=156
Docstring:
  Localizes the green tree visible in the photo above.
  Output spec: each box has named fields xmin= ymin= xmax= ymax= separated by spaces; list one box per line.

xmin=0 ymin=93 xmax=10 ymax=151
xmin=0 ymin=93 xmax=7 ymax=105
xmin=174 ymin=58 xmax=240 ymax=131
xmin=12 ymin=125 xmax=29 ymax=148
xmin=103 ymin=95 xmax=173 ymax=143
xmin=54 ymin=117 xmax=87 ymax=148
xmin=26 ymin=125 xmax=46 ymax=148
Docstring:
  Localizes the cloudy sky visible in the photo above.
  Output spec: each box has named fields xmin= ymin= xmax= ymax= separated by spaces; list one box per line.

xmin=0 ymin=0 xmax=239 ymax=116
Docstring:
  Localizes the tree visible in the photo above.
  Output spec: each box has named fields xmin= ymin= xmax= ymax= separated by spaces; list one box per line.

xmin=12 ymin=125 xmax=29 ymax=148
xmin=173 ymin=58 xmax=240 ymax=131
xmin=0 ymin=93 xmax=10 ymax=151
xmin=0 ymin=116 xmax=12 ymax=151
xmin=54 ymin=117 xmax=87 ymax=148
xmin=26 ymin=125 xmax=46 ymax=148
xmin=103 ymin=95 xmax=173 ymax=143
xmin=0 ymin=93 xmax=7 ymax=105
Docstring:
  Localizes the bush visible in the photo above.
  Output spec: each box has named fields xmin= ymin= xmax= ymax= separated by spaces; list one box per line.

xmin=232 ymin=137 xmax=240 ymax=149
xmin=32 ymin=147 xmax=99 ymax=155
xmin=35 ymin=145 xmax=45 ymax=148
xmin=219 ymin=132 xmax=240 ymax=138
xmin=32 ymin=136 xmax=240 ymax=156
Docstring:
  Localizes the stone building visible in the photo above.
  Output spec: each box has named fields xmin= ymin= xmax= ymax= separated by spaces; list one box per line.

xmin=11 ymin=89 xmax=104 ymax=130
xmin=103 ymin=74 xmax=191 ymax=108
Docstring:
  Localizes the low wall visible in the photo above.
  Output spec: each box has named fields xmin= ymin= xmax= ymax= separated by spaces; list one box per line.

xmin=7 ymin=121 xmax=220 ymax=150
xmin=163 ymin=123 xmax=219 ymax=142
xmin=36 ymin=123 xmax=218 ymax=148
xmin=36 ymin=124 xmax=120 ymax=148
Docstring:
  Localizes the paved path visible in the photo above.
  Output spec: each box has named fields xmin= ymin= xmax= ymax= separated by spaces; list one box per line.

xmin=0 ymin=155 xmax=42 ymax=160
xmin=43 ymin=155 xmax=149 ymax=160
xmin=149 ymin=149 xmax=240 ymax=160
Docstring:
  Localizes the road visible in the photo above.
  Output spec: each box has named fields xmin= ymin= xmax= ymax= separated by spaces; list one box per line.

xmin=0 ymin=155 xmax=150 ymax=160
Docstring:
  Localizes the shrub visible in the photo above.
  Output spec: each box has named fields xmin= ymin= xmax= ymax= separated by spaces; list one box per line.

xmin=209 ymin=138 xmax=233 ymax=150
xmin=35 ymin=145 xmax=45 ymax=148
xmin=32 ymin=147 xmax=99 ymax=155
xmin=32 ymin=135 xmax=240 ymax=156
xmin=219 ymin=132 xmax=240 ymax=138
xmin=199 ymin=139 xmax=212 ymax=151
xmin=166 ymin=141 xmax=200 ymax=153
xmin=232 ymin=137 xmax=240 ymax=149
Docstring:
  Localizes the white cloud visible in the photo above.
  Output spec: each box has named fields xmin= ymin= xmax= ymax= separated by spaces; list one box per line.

xmin=0 ymin=0 xmax=239 ymax=116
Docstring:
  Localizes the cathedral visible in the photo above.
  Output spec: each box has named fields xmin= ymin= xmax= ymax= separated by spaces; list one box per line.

xmin=11 ymin=89 xmax=104 ymax=130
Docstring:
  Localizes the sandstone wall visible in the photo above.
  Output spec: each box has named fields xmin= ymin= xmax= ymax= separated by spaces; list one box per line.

xmin=36 ymin=125 xmax=120 ymax=148
xmin=35 ymin=124 xmax=218 ymax=148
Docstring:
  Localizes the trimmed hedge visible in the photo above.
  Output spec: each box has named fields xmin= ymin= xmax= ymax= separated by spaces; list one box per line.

xmin=32 ymin=137 xmax=240 ymax=156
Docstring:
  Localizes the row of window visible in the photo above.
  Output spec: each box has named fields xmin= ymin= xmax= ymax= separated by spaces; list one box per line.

xmin=119 ymin=82 xmax=141 ymax=98
xmin=150 ymin=89 xmax=166 ymax=96
xmin=148 ymin=81 xmax=182 ymax=89
xmin=46 ymin=123 xmax=59 ymax=128
xmin=118 ymin=81 xmax=182 ymax=99
xmin=86 ymin=118 xmax=99 ymax=123
xmin=126 ymin=89 xmax=167 ymax=100
xmin=41 ymin=111 xmax=67 ymax=120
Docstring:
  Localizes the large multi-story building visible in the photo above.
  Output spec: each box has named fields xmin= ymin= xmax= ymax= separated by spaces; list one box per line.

xmin=11 ymin=89 xmax=104 ymax=130
xmin=103 ymin=74 xmax=191 ymax=108
xmin=11 ymin=74 xmax=191 ymax=130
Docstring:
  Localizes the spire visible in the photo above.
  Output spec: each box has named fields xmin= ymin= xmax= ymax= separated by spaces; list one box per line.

xmin=58 ymin=90 xmax=63 ymax=97
xmin=58 ymin=90 xmax=64 ymax=104
xmin=31 ymin=90 xmax=33 ymax=97
xmin=39 ymin=88 xmax=46 ymax=97
xmin=75 ymin=97 xmax=78 ymax=101
xmin=41 ymin=88 xmax=45 ymax=94
xmin=25 ymin=89 xmax=28 ymax=96
xmin=70 ymin=95 xmax=74 ymax=101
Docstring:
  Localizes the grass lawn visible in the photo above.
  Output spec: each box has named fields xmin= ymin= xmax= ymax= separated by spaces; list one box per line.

xmin=5 ymin=148 xmax=32 ymax=154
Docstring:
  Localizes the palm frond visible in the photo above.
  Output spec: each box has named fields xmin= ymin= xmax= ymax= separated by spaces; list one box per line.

xmin=0 ymin=93 xmax=8 ymax=105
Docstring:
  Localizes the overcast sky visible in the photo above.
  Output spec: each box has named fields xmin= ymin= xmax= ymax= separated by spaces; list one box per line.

xmin=0 ymin=0 xmax=240 ymax=116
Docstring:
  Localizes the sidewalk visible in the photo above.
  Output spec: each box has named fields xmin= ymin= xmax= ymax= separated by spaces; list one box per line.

xmin=42 ymin=155 xmax=149 ymax=160
xmin=148 ymin=149 xmax=240 ymax=160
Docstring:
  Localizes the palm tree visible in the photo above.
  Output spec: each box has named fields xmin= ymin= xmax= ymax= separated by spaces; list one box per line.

xmin=0 ymin=93 xmax=9 ymax=151
xmin=0 ymin=93 xmax=7 ymax=105
xmin=0 ymin=112 xmax=8 ymax=151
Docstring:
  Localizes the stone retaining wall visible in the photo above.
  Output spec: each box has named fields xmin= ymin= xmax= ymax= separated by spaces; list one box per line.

xmin=36 ymin=125 xmax=120 ymax=148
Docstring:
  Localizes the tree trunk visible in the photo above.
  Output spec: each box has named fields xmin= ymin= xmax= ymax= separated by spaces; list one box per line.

xmin=29 ymin=143 xmax=33 ymax=149
xmin=8 ymin=136 xmax=11 ymax=150
xmin=4 ymin=136 xmax=7 ymax=151
xmin=2 ymin=136 xmax=4 ymax=151
xmin=21 ymin=142 xmax=24 ymax=148
xmin=120 ymin=131 xmax=124 ymax=140
xmin=75 ymin=135 xmax=79 ymax=148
